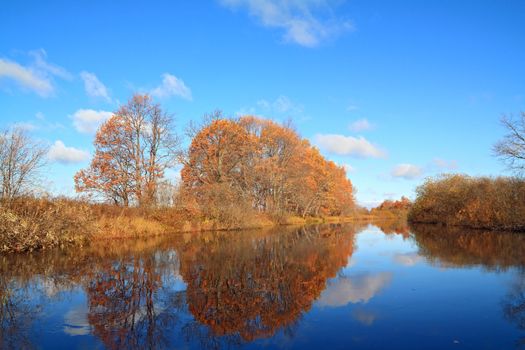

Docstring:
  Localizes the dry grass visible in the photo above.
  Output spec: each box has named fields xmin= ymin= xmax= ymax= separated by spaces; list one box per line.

xmin=0 ymin=197 xmax=94 ymax=252
xmin=408 ymin=174 xmax=525 ymax=231
xmin=0 ymin=196 xmax=362 ymax=253
xmin=94 ymin=216 xmax=167 ymax=239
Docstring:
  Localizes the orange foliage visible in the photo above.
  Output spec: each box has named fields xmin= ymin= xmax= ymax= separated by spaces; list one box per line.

xmin=75 ymin=94 xmax=177 ymax=207
xmin=181 ymin=115 xmax=355 ymax=222
xmin=374 ymin=196 xmax=412 ymax=212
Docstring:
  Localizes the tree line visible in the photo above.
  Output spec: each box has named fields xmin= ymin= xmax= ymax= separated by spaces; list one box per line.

xmin=4 ymin=93 xmax=525 ymax=232
xmin=71 ymin=94 xmax=355 ymax=222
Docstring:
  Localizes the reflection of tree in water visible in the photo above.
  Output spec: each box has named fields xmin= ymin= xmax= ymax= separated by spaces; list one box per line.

xmin=410 ymin=223 xmax=525 ymax=270
xmin=502 ymin=271 xmax=525 ymax=348
xmin=85 ymin=251 xmax=184 ymax=350
xmin=0 ymin=238 xmax=180 ymax=350
xmin=0 ymin=250 xmax=90 ymax=349
xmin=0 ymin=280 xmax=39 ymax=349
xmin=373 ymin=218 xmax=410 ymax=239
xmin=178 ymin=224 xmax=361 ymax=341
xmin=0 ymin=223 xmax=364 ymax=348
xmin=411 ymin=223 xmax=525 ymax=347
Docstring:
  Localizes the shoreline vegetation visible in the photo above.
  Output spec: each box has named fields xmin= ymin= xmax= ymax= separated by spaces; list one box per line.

xmin=2 ymin=94 xmax=524 ymax=253
xmin=0 ymin=196 xmax=372 ymax=253
xmin=407 ymin=113 xmax=525 ymax=232
xmin=1 ymin=93 xmax=369 ymax=253
xmin=408 ymin=174 xmax=525 ymax=232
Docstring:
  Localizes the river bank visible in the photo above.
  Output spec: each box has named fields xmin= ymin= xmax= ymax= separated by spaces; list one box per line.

xmin=0 ymin=197 xmax=371 ymax=253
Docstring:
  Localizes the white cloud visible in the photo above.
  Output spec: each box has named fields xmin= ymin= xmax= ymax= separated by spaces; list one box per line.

xmin=10 ymin=113 xmax=64 ymax=132
xmin=257 ymin=95 xmax=303 ymax=114
xmin=11 ymin=121 xmax=38 ymax=131
xmin=349 ymin=118 xmax=373 ymax=132
xmin=0 ymin=50 xmax=71 ymax=97
xmin=80 ymin=71 xmax=111 ymax=102
xmin=219 ymin=0 xmax=353 ymax=47
xmin=29 ymin=49 xmax=73 ymax=80
xmin=391 ymin=163 xmax=423 ymax=180
xmin=235 ymin=106 xmax=258 ymax=117
xmin=314 ymin=134 xmax=386 ymax=158
xmin=150 ymin=73 xmax=192 ymax=100
xmin=317 ymin=272 xmax=392 ymax=307
xmin=48 ymin=141 xmax=89 ymax=164
xmin=71 ymin=109 xmax=113 ymax=134
xmin=236 ymin=95 xmax=305 ymax=122
xmin=0 ymin=59 xmax=54 ymax=97
xmin=346 ymin=104 xmax=358 ymax=112
xmin=433 ymin=158 xmax=458 ymax=170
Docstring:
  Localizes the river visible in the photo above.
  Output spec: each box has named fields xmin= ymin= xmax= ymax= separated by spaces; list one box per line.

xmin=1 ymin=222 xmax=524 ymax=349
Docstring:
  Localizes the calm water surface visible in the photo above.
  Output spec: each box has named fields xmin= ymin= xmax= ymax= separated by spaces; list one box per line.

xmin=1 ymin=222 xmax=524 ymax=349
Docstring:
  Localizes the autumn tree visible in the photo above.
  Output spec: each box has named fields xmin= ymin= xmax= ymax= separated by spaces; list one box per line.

xmin=180 ymin=116 xmax=257 ymax=224
xmin=181 ymin=114 xmax=355 ymax=220
xmin=238 ymin=116 xmax=301 ymax=213
xmin=75 ymin=94 xmax=178 ymax=206
xmin=0 ymin=128 xmax=47 ymax=201
xmin=494 ymin=112 xmax=525 ymax=174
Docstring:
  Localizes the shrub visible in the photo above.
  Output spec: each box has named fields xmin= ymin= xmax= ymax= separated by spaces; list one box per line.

xmin=408 ymin=174 xmax=525 ymax=231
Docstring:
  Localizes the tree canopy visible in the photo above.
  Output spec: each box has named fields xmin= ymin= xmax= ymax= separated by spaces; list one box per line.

xmin=181 ymin=115 xmax=355 ymax=220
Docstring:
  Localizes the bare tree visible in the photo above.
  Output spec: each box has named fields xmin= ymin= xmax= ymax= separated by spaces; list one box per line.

xmin=0 ymin=128 xmax=48 ymax=201
xmin=494 ymin=112 xmax=525 ymax=174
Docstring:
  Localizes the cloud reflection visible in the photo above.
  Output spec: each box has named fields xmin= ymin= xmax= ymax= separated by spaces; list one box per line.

xmin=393 ymin=252 xmax=424 ymax=267
xmin=317 ymin=272 xmax=392 ymax=307
xmin=352 ymin=308 xmax=377 ymax=326
xmin=63 ymin=305 xmax=92 ymax=336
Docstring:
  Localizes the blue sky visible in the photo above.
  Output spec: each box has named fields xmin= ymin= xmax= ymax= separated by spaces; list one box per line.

xmin=1 ymin=0 xmax=524 ymax=207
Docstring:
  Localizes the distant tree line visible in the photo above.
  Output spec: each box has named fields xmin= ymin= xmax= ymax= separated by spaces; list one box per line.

xmin=372 ymin=196 xmax=411 ymax=212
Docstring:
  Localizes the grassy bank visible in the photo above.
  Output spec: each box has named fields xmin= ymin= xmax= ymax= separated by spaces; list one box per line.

xmin=408 ymin=174 xmax=525 ymax=231
xmin=0 ymin=197 xmax=95 ymax=252
xmin=0 ymin=197 xmax=368 ymax=253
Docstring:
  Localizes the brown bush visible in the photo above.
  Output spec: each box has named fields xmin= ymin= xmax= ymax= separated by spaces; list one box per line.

xmin=408 ymin=174 xmax=525 ymax=231
xmin=0 ymin=197 xmax=95 ymax=252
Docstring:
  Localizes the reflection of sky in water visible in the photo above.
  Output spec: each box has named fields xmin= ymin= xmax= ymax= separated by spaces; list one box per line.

xmin=393 ymin=252 xmax=424 ymax=267
xmin=352 ymin=307 xmax=377 ymax=326
xmin=63 ymin=305 xmax=91 ymax=336
xmin=317 ymin=272 xmax=392 ymax=306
